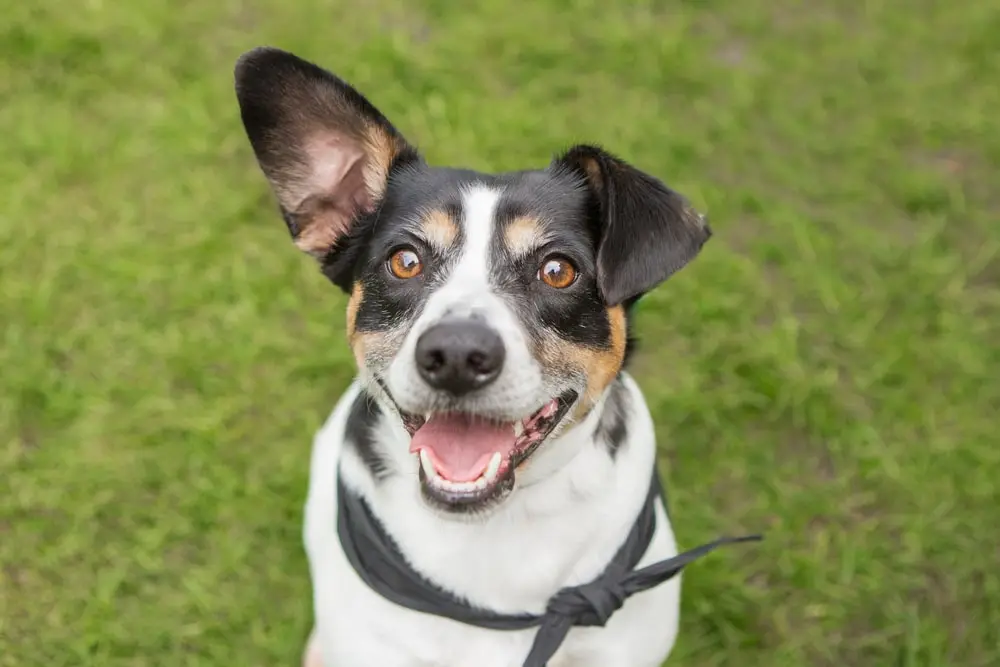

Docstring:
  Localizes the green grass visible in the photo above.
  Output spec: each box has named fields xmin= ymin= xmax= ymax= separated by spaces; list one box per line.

xmin=2 ymin=0 xmax=998 ymax=665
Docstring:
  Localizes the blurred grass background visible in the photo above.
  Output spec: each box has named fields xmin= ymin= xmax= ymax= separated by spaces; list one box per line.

xmin=2 ymin=0 xmax=999 ymax=665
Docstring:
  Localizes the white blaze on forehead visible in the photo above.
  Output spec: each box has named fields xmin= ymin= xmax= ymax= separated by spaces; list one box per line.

xmin=456 ymin=185 xmax=500 ymax=286
xmin=430 ymin=184 xmax=501 ymax=313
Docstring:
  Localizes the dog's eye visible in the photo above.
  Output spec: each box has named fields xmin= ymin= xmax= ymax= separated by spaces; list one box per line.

xmin=538 ymin=256 xmax=577 ymax=289
xmin=388 ymin=247 xmax=423 ymax=279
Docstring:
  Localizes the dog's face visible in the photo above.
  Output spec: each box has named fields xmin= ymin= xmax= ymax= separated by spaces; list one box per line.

xmin=235 ymin=48 xmax=711 ymax=514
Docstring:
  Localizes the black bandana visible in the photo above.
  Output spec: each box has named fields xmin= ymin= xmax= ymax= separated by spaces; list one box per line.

xmin=336 ymin=471 xmax=761 ymax=667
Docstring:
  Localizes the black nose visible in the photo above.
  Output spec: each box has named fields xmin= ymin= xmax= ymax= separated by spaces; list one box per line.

xmin=414 ymin=320 xmax=506 ymax=395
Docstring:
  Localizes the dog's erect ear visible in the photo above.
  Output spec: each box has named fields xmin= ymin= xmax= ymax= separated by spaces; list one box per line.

xmin=234 ymin=47 xmax=417 ymax=257
xmin=554 ymin=145 xmax=711 ymax=306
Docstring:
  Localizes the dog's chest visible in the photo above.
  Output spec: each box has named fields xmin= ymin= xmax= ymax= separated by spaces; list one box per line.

xmin=303 ymin=381 xmax=680 ymax=667
xmin=307 ymin=522 xmax=680 ymax=667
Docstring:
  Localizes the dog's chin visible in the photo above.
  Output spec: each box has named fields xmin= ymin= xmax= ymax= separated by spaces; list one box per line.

xmin=380 ymin=385 xmax=579 ymax=516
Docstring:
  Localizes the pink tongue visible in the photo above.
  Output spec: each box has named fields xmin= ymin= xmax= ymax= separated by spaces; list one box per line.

xmin=409 ymin=413 xmax=518 ymax=482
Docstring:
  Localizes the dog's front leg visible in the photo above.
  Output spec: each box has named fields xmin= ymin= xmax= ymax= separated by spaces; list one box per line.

xmin=302 ymin=627 xmax=322 ymax=667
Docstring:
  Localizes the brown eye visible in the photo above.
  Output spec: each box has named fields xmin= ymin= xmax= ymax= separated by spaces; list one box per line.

xmin=538 ymin=256 xmax=577 ymax=289
xmin=388 ymin=247 xmax=423 ymax=279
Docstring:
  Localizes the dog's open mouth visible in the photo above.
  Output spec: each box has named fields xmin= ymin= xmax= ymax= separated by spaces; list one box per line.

xmin=393 ymin=390 xmax=577 ymax=509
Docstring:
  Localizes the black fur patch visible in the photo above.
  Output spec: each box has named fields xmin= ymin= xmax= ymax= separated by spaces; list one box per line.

xmin=344 ymin=391 xmax=392 ymax=481
xmin=595 ymin=378 xmax=629 ymax=457
xmin=490 ymin=170 xmax=613 ymax=351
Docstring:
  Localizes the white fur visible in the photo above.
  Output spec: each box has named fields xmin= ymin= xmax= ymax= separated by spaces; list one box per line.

xmin=303 ymin=373 xmax=681 ymax=667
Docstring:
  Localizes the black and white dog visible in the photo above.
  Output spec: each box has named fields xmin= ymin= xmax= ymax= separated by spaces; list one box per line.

xmin=235 ymin=47 xmax=749 ymax=667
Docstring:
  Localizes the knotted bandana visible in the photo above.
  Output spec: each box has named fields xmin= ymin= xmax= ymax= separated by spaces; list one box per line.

xmin=336 ymin=471 xmax=761 ymax=667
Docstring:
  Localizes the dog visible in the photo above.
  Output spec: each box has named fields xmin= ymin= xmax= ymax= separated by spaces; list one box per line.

xmin=235 ymin=46 xmax=717 ymax=667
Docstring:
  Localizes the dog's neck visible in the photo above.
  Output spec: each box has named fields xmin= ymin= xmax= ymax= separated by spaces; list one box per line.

xmin=338 ymin=374 xmax=659 ymax=614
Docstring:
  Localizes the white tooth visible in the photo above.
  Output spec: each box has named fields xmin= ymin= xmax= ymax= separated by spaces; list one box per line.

xmin=424 ymin=413 xmax=433 ymax=422
xmin=512 ymin=421 xmax=524 ymax=438
xmin=484 ymin=452 xmax=502 ymax=482
xmin=472 ymin=476 xmax=488 ymax=490
xmin=419 ymin=449 xmax=438 ymax=480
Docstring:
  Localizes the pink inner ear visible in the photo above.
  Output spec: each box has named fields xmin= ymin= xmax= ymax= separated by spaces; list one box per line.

xmin=306 ymin=134 xmax=373 ymax=209
xmin=293 ymin=134 xmax=374 ymax=253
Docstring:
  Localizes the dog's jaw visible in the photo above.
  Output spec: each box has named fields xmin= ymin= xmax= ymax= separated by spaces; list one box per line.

xmin=370 ymin=374 xmax=582 ymax=517
xmin=331 ymin=374 xmax=667 ymax=605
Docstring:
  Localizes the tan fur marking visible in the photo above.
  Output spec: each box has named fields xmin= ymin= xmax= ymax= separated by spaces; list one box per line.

xmin=504 ymin=215 xmax=545 ymax=256
xmin=535 ymin=305 xmax=627 ymax=421
xmin=346 ymin=282 xmax=370 ymax=368
xmin=346 ymin=282 xmax=363 ymax=341
xmin=294 ymin=219 xmax=343 ymax=256
xmin=515 ymin=306 xmax=621 ymax=470
xmin=361 ymin=123 xmax=405 ymax=200
xmin=346 ymin=282 xmax=408 ymax=372
xmin=353 ymin=330 xmax=401 ymax=374
xmin=420 ymin=209 xmax=459 ymax=250
xmin=581 ymin=305 xmax=627 ymax=409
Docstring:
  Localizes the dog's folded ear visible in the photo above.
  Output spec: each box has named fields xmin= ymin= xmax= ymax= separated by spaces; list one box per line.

xmin=234 ymin=47 xmax=418 ymax=257
xmin=553 ymin=145 xmax=711 ymax=306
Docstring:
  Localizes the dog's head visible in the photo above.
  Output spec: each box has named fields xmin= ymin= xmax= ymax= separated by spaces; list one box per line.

xmin=235 ymin=47 xmax=710 ymax=514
